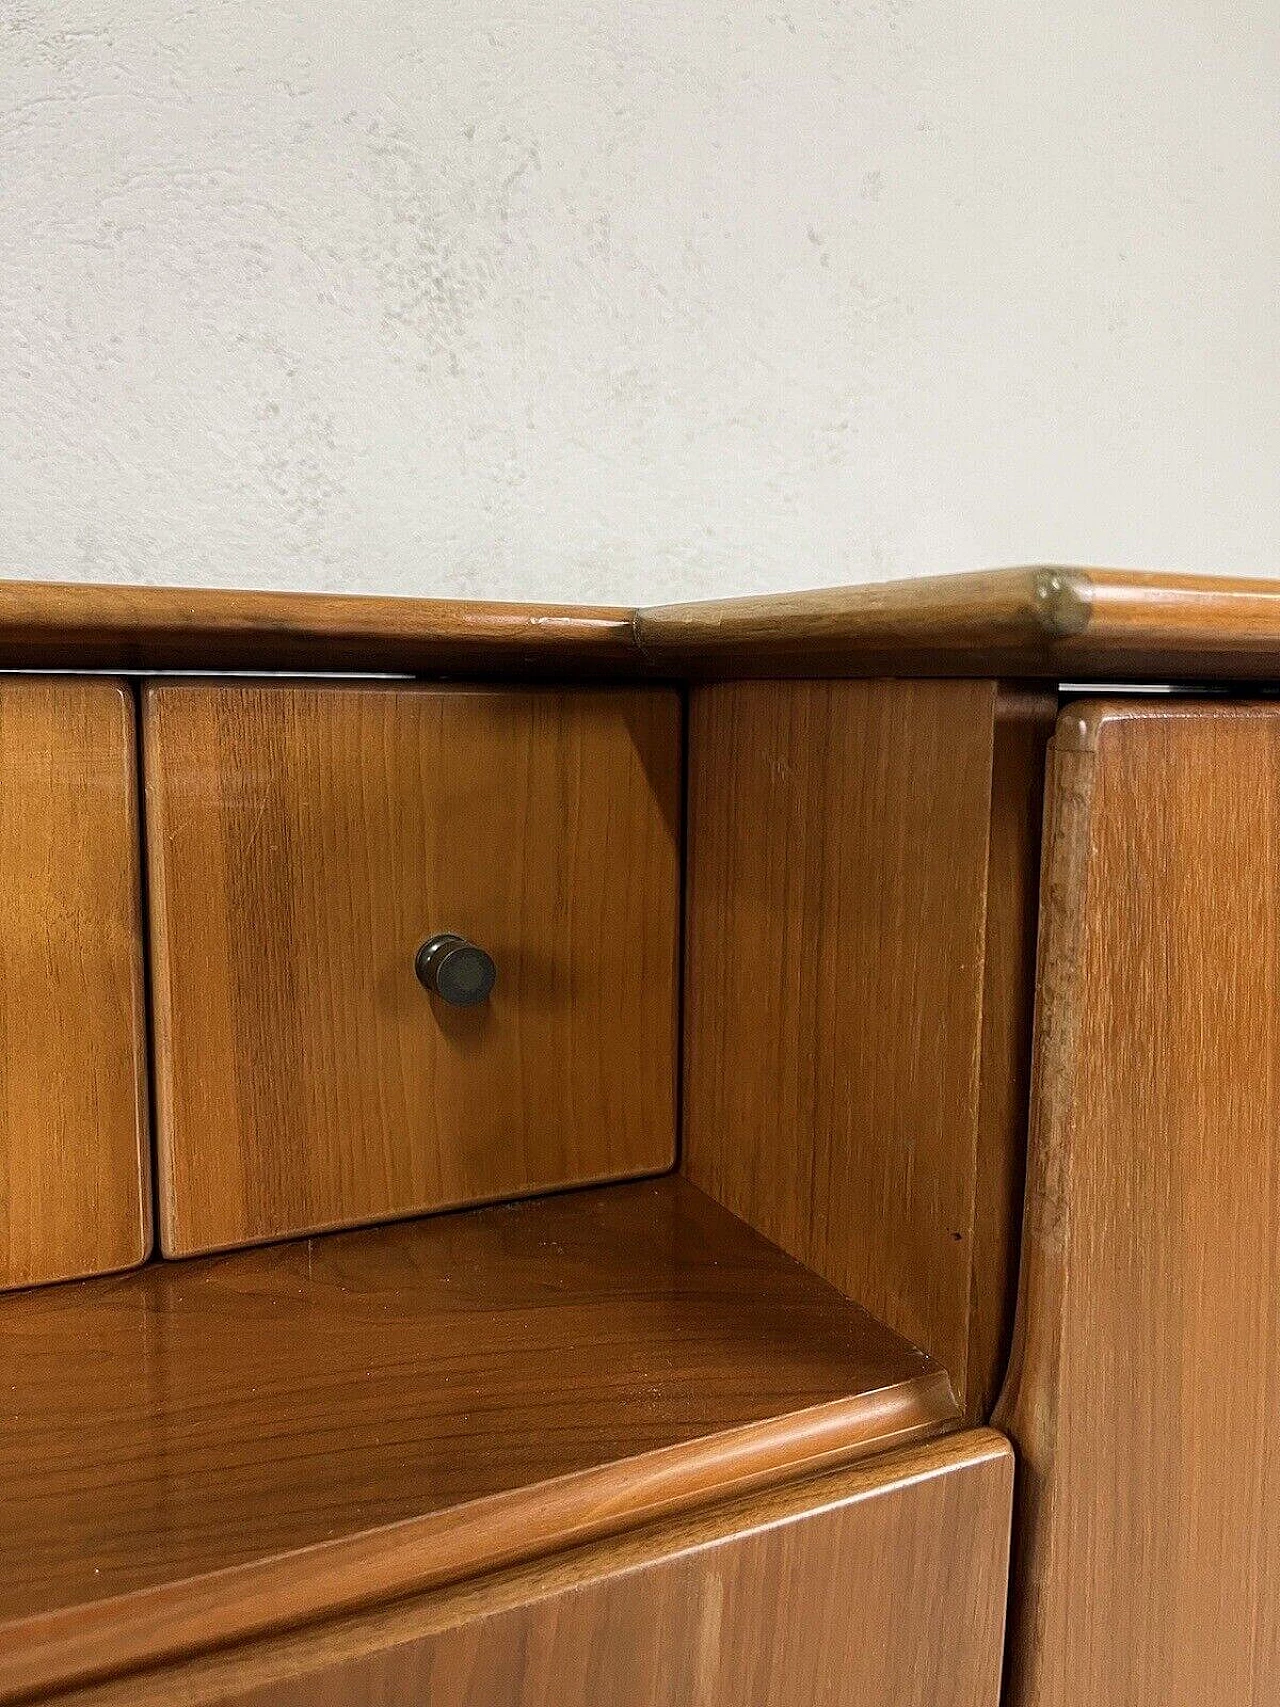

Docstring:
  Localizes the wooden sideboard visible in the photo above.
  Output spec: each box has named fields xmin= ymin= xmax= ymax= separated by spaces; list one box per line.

xmin=4 ymin=564 xmax=1280 ymax=1704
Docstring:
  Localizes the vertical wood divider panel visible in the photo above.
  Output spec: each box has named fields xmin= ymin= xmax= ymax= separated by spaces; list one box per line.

xmin=969 ymin=690 xmax=1058 ymax=1415
xmin=682 ymin=680 xmax=1052 ymax=1417
xmin=0 ymin=678 xmax=150 ymax=1289
xmin=997 ymin=700 xmax=1280 ymax=1707
xmin=143 ymin=682 xmax=681 ymax=1255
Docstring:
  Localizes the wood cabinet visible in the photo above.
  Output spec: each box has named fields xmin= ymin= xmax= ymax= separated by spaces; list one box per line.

xmin=25 ymin=566 xmax=1280 ymax=1707
xmin=0 ymin=678 xmax=149 ymax=1290
xmin=142 ymin=682 xmax=681 ymax=1254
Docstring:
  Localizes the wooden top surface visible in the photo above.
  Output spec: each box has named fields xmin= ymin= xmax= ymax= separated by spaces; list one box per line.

xmin=5 ymin=566 xmax=1280 ymax=679
xmin=637 ymin=566 xmax=1280 ymax=680
xmin=0 ymin=1177 xmax=955 ymax=1699
xmin=0 ymin=578 xmax=639 ymax=675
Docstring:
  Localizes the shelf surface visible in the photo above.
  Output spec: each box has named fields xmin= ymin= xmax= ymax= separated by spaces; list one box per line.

xmin=0 ymin=1176 xmax=956 ymax=1697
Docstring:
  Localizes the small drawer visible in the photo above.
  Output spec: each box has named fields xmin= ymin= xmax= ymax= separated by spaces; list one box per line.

xmin=0 ymin=678 xmax=150 ymax=1290
xmin=142 ymin=681 xmax=681 ymax=1255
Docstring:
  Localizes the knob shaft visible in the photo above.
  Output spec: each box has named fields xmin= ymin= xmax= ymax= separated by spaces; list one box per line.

xmin=415 ymin=934 xmax=496 ymax=1007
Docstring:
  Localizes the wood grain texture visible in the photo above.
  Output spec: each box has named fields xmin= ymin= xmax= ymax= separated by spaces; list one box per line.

xmin=968 ymin=689 xmax=1056 ymax=1415
xmin=0 ymin=580 xmax=641 ymax=675
xmin=0 ymin=678 xmax=149 ymax=1290
xmin=683 ymin=680 xmax=1051 ymax=1416
xmin=0 ymin=1177 xmax=960 ymax=1701
xmin=996 ymin=700 xmax=1280 ymax=1707
xmin=9 ymin=566 xmax=1280 ymax=683
xmin=639 ymin=566 xmax=1070 ymax=676
xmin=58 ymin=1432 xmax=1013 ymax=1707
xmin=143 ymin=681 xmax=681 ymax=1254
xmin=637 ymin=565 xmax=1280 ymax=681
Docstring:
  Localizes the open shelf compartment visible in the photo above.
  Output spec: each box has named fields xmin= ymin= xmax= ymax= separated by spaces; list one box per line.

xmin=0 ymin=1176 xmax=959 ymax=1699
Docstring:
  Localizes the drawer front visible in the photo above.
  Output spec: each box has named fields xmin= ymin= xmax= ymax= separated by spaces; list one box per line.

xmin=143 ymin=682 xmax=681 ymax=1255
xmin=98 ymin=1433 xmax=1012 ymax=1707
xmin=0 ymin=679 xmax=149 ymax=1289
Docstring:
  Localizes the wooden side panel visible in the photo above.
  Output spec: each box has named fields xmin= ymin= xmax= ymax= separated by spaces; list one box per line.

xmin=683 ymin=680 xmax=1051 ymax=1415
xmin=968 ymin=691 xmax=1056 ymax=1415
xmin=61 ymin=1433 xmax=1013 ymax=1707
xmin=0 ymin=678 xmax=149 ymax=1290
xmin=144 ymin=683 xmax=681 ymax=1255
xmin=997 ymin=700 xmax=1280 ymax=1707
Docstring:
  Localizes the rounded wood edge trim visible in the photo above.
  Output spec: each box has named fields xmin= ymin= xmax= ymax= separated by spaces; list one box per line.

xmin=640 ymin=565 xmax=1280 ymax=680
xmin=29 ymin=1428 xmax=1010 ymax=1707
xmin=0 ymin=1370 xmax=959 ymax=1702
xmin=13 ymin=566 xmax=1280 ymax=681
xmin=0 ymin=580 xmax=644 ymax=674
xmin=634 ymin=566 xmax=1078 ymax=675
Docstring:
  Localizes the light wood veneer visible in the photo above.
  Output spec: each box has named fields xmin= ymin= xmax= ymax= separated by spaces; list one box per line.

xmin=998 ymin=700 xmax=1280 ymax=1706
xmin=0 ymin=678 xmax=150 ymax=1290
xmin=684 ymin=678 xmax=1051 ymax=1416
xmin=143 ymin=680 xmax=681 ymax=1254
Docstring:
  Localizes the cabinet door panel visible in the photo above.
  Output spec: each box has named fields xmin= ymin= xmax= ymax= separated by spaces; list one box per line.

xmin=1000 ymin=700 xmax=1280 ymax=1706
xmin=0 ymin=678 xmax=149 ymax=1289
xmin=143 ymin=682 xmax=681 ymax=1255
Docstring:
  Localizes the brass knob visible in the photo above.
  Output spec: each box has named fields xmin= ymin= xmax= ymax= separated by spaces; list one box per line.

xmin=415 ymin=934 xmax=496 ymax=1007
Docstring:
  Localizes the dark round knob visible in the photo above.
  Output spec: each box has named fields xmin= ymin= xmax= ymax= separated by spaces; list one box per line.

xmin=415 ymin=933 xmax=496 ymax=1007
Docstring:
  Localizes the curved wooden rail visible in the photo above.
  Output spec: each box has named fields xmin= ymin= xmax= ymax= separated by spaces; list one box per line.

xmin=639 ymin=565 xmax=1280 ymax=680
xmin=4 ymin=565 xmax=1280 ymax=679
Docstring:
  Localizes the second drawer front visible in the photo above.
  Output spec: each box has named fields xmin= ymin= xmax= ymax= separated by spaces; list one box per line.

xmin=143 ymin=682 xmax=681 ymax=1255
xmin=121 ymin=1433 xmax=1013 ymax=1707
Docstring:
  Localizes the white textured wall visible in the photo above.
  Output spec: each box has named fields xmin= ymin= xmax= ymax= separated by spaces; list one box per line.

xmin=3 ymin=4 xmax=1278 ymax=604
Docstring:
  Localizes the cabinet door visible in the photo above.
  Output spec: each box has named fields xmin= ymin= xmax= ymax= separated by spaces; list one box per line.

xmin=143 ymin=682 xmax=681 ymax=1255
xmin=999 ymin=700 xmax=1280 ymax=1707
xmin=0 ymin=678 xmax=149 ymax=1289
